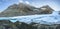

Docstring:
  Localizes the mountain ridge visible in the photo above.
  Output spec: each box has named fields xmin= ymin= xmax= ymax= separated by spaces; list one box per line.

xmin=0 ymin=3 xmax=54 ymax=17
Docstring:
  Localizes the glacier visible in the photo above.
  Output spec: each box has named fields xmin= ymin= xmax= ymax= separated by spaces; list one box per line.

xmin=0 ymin=11 xmax=60 ymax=25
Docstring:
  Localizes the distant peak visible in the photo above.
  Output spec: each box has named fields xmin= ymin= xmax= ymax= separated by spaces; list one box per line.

xmin=41 ymin=5 xmax=50 ymax=8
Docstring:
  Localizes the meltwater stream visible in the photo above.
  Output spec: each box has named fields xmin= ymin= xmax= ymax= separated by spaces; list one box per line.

xmin=0 ymin=11 xmax=60 ymax=25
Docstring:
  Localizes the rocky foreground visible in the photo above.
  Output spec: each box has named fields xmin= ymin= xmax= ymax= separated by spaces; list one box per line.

xmin=0 ymin=20 xmax=60 ymax=29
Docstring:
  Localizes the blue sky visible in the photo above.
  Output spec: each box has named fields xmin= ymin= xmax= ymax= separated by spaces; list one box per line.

xmin=0 ymin=0 xmax=60 ymax=12
xmin=0 ymin=0 xmax=18 ymax=12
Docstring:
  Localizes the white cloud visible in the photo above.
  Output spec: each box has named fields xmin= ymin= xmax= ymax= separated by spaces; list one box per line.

xmin=18 ymin=0 xmax=30 ymax=4
xmin=31 ymin=2 xmax=40 ymax=8
xmin=19 ymin=0 xmax=23 ymax=3
xmin=25 ymin=1 xmax=30 ymax=4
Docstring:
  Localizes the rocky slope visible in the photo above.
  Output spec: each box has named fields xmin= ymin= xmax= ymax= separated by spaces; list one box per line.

xmin=0 ymin=3 xmax=54 ymax=17
xmin=0 ymin=20 xmax=60 ymax=29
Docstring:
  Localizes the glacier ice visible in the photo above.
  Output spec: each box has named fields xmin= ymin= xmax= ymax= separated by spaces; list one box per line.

xmin=0 ymin=11 xmax=60 ymax=24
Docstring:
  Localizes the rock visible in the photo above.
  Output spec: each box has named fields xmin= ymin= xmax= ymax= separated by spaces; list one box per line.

xmin=0 ymin=3 xmax=54 ymax=17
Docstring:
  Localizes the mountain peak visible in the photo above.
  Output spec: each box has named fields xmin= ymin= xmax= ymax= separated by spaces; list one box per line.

xmin=0 ymin=4 xmax=54 ymax=17
xmin=41 ymin=5 xmax=49 ymax=7
xmin=40 ymin=5 xmax=54 ymax=11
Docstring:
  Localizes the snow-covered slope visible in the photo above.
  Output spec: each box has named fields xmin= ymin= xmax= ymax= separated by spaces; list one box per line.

xmin=0 ymin=11 xmax=60 ymax=25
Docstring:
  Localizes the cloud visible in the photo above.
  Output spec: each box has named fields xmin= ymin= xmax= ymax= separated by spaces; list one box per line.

xmin=25 ymin=1 xmax=30 ymax=4
xmin=19 ymin=0 xmax=23 ymax=3
xmin=31 ymin=2 xmax=40 ymax=8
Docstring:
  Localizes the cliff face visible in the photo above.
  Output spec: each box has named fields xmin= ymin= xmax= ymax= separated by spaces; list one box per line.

xmin=40 ymin=5 xmax=54 ymax=14
xmin=0 ymin=3 xmax=54 ymax=17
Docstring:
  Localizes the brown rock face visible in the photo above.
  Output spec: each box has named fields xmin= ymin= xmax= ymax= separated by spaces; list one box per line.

xmin=0 ymin=3 xmax=54 ymax=17
xmin=40 ymin=5 xmax=54 ymax=14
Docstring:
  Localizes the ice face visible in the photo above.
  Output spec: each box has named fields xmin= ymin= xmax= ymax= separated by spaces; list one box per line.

xmin=51 ymin=11 xmax=59 ymax=16
xmin=0 ymin=11 xmax=60 ymax=24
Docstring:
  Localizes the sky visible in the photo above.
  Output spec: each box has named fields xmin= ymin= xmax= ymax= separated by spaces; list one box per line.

xmin=0 ymin=0 xmax=60 ymax=12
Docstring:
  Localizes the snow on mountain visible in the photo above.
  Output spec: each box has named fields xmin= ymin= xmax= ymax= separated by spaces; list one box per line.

xmin=0 ymin=11 xmax=60 ymax=25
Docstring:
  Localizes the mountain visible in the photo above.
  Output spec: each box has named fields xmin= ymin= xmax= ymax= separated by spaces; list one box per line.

xmin=40 ymin=5 xmax=54 ymax=14
xmin=0 ymin=3 xmax=54 ymax=17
